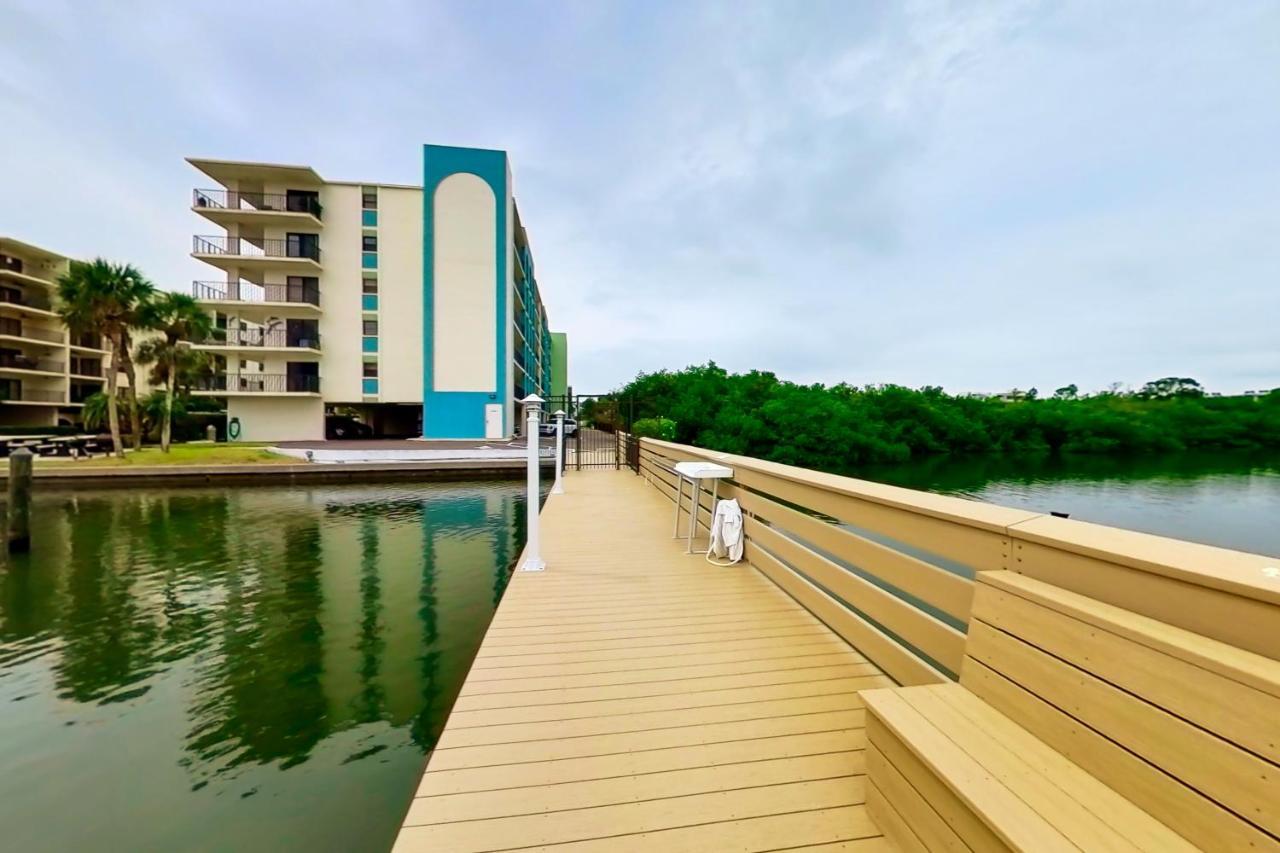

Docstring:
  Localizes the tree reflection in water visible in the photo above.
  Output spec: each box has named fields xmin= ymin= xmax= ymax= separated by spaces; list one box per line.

xmin=0 ymin=480 xmax=529 ymax=852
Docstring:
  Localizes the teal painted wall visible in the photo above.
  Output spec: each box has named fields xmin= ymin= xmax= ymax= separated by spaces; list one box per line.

xmin=550 ymin=332 xmax=568 ymax=398
xmin=421 ymin=144 xmax=509 ymax=439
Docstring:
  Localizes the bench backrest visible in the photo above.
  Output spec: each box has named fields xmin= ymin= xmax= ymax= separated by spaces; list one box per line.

xmin=960 ymin=570 xmax=1280 ymax=851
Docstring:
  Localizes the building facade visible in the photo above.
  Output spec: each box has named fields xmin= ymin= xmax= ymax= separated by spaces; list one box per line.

xmin=188 ymin=145 xmax=563 ymax=442
xmin=550 ymin=332 xmax=569 ymax=399
xmin=0 ymin=237 xmax=109 ymax=427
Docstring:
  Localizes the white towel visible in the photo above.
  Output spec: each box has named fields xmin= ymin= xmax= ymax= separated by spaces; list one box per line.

xmin=708 ymin=498 xmax=744 ymax=565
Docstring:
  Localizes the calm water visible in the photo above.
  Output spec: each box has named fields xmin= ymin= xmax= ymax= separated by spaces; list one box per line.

xmin=0 ymin=481 xmax=532 ymax=853
xmin=1 ymin=455 xmax=1278 ymax=853
xmin=858 ymin=451 xmax=1280 ymax=557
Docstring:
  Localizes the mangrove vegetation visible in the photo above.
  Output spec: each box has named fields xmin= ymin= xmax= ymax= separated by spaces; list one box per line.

xmin=617 ymin=363 xmax=1280 ymax=473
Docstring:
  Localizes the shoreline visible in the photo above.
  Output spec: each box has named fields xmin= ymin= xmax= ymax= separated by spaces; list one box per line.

xmin=0 ymin=458 xmax=554 ymax=489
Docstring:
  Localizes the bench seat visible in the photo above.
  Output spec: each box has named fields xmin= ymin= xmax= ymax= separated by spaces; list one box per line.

xmin=863 ymin=570 xmax=1280 ymax=851
xmin=864 ymin=684 xmax=1194 ymax=852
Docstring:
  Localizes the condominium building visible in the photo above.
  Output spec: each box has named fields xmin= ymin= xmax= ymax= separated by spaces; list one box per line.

xmin=0 ymin=237 xmax=109 ymax=427
xmin=188 ymin=144 xmax=565 ymax=441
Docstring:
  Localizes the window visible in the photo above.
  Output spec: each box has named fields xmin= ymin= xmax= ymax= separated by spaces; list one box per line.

xmin=363 ymin=320 xmax=378 ymax=336
xmin=362 ymin=191 xmax=377 ymax=210
xmin=362 ymin=234 xmax=378 ymax=253
xmin=362 ymin=362 xmax=378 ymax=378
xmin=362 ymin=277 xmax=378 ymax=294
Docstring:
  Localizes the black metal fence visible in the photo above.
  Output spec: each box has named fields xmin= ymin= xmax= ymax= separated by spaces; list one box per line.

xmin=193 ymin=236 xmax=321 ymax=263
xmin=193 ymin=280 xmax=321 ymax=306
xmin=543 ymin=394 xmax=636 ymax=470
xmin=193 ymin=189 xmax=322 ymax=219
xmin=200 ymin=327 xmax=321 ymax=349
xmin=193 ymin=373 xmax=321 ymax=394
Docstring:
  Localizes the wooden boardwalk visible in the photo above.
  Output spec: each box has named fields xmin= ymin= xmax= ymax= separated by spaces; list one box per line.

xmin=394 ymin=469 xmax=895 ymax=852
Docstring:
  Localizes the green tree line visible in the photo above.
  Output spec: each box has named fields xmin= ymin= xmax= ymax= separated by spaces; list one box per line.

xmin=615 ymin=363 xmax=1280 ymax=473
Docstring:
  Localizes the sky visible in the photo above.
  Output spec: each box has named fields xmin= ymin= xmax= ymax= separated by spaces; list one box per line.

xmin=1 ymin=0 xmax=1277 ymax=395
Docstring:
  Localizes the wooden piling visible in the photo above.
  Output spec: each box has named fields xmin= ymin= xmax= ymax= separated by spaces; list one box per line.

xmin=7 ymin=447 xmax=32 ymax=553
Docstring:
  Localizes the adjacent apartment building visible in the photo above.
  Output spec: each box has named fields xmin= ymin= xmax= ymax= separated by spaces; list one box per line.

xmin=188 ymin=144 xmax=565 ymax=441
xmin=0 ymin=237 xmax=109 ymax=427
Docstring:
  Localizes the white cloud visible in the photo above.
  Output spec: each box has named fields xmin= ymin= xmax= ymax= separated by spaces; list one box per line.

xmin=0 ymin=0 xmax=1276 ymax=393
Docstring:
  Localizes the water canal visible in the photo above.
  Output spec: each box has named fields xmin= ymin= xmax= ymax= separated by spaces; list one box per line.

xmin=0 ymin=453 xmax=1277 ymax=852
xmin=0 ymin=480 xmax=535 ymax=852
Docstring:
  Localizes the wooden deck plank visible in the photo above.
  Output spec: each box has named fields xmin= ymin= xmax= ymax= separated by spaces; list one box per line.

xmin=407 ymin=751 xmax=864 ymax=824
xmin=397 ymin=469 xmax=887 ymax=851
xmin=447 ymin=674 xmax=893 ymax=728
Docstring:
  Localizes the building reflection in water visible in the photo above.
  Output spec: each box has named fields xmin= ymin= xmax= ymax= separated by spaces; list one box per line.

xmin=0 ymin=481 xmax=526 ymax=852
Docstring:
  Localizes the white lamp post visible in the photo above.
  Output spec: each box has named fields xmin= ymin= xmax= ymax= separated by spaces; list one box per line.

xmin=552 ymin=409 xmax=566 ymax=495
xmin=519 ymin=394 xmax=546 ymax=572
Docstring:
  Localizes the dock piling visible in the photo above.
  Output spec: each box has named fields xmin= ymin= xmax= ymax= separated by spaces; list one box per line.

xmin=7 ymin=448 xmax=33 ymax=553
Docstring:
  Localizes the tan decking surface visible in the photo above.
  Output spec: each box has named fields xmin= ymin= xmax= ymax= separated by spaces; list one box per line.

xmin=394 ymin=469 xmax=895 ymax=852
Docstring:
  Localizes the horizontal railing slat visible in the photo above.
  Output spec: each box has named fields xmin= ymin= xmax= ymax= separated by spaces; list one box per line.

xmin=733 ymin=487 xmax=974 ymax=624
xmin=749 ymin=542 xmax=947 ymax=687
xmin=746 ymin=519 xmax=967 ymax=676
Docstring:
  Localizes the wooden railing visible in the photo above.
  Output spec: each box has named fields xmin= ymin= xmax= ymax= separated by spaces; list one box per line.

xmin=638 ymin=438 xmax=1280 ymax=684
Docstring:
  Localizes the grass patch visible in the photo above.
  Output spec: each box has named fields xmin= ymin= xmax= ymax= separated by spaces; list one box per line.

xmin=38 ymin=443 xmax=296 ymax=467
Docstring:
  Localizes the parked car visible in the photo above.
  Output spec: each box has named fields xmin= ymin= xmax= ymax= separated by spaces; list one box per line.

xmin=325 ymin=415 xmax=374 ymax=440
xmin=538 ymin=418 xmax=578 ymax=437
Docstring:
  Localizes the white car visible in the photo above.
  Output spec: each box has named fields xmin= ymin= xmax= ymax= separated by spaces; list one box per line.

xmin=538 ymin=418 xmax=578 ymax=437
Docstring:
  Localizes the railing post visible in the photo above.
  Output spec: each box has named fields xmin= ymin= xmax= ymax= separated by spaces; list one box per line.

xmin=552 ymin=409 xmax=565 ymax=495
xmin=519 ymin=394 xmax=546 ymax=572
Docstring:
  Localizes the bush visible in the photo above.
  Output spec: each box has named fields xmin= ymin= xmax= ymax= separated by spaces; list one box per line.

xmin=632 ymin=417 xmax=678 ymax=441
xmin=613 ymin=363 xmax=1280 ymax=473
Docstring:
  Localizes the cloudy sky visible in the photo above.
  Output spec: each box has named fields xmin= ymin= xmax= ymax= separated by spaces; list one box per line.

xmin=2 ymin=1 xmax=1277 ymax=394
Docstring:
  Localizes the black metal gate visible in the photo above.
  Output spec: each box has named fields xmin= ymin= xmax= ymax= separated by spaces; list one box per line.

xmin=545 ymin=394 xmax=635 ymax=471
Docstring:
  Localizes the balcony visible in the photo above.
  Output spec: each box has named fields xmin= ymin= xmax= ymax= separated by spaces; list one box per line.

xmin=70 ymin=332 xmax=107 ymax=352
xmin=0 ymin=247 xmax=62 ymax=289
xmin=0 ymin=388 xmax=64 ymax=405
xmin=0 ymin=288 xmax=56 ymax=317
xmin=192 ymin=235 xmax=322 ymax=273
xmin=0 ymin=318 xmax=65 ymax=347
xmin=192 ymin=280 xmax=321 ymax=313
xmin=192 ymin=189 xmax=323 ymax=227
xmin=193 ymin=327 xmax=321 ymax=356
xmin=0 ymin=354 xmax=64 ymax=375
xmin=69 ymin=359 xmax=105 ymax=379
xmin=191 ymin=373 xmax=321 ymax=396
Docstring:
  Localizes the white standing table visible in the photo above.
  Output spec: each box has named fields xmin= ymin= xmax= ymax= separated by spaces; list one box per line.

xmin=672 ymin=461 xmax=734 ymax=554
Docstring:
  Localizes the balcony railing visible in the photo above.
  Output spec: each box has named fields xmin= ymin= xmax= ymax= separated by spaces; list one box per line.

xmin=0 ymin=354 xmax=64 ymax=373
xmin=71 ymin=332 xmax=105 ymax=350
xmin=0 ymin=388 xmax=64 ymax=403
xmin=0 ymin=289 xmax=54 ymax=312
xmin=199 ymin=328 xmax=321 ymax=349
xmin=0 ymin=319 xmax=64 ymax=343
xmin=69 ymin=360 xmax=104 ymax=377
xmin=193 ymin=236 xmax=321 ymax=263
xmin=193 ymin=373 xmax=321 ymax=394
xmin=193 ymin=189 xmax=322 ymax=219
xmin=192 ymin=280 xmax=321 ymax=306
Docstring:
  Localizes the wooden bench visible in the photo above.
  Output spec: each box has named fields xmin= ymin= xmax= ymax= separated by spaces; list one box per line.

xmin=864 ymin=570 xmax=1280 ymax=851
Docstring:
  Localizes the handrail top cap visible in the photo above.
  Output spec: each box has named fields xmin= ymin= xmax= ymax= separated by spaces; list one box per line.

xmin=674 ymin=460 xmax=733 ymax=479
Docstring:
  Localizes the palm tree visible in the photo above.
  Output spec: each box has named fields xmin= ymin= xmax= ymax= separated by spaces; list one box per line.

xmin=135 ymin=292 xmax=217 ymax=452
xmin=56 ymin=260 xmax=156 ymax=458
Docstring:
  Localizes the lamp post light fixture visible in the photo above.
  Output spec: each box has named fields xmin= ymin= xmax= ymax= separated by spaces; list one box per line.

xmin=519 ymin=394 xmax=546 ymax=572
xmin=552 ymin=409 xmax=566 ymax=495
